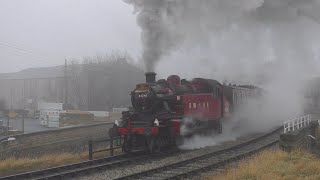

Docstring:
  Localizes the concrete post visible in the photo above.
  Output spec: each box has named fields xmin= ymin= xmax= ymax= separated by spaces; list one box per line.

xmin=310 ymin=120 xmax=319 ymax=149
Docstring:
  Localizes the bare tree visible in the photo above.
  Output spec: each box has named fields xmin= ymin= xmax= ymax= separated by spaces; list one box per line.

xmin=67 ymin=59 xmax=83 ymax=110
xmin=66 ymin=51 xmax=144 ymax=111
xmin=83 ymin=51 xmax=144 ymax=110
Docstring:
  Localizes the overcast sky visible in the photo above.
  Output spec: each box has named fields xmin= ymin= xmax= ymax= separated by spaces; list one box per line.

xmin=0 ymin=0 xmax=141 ymax=73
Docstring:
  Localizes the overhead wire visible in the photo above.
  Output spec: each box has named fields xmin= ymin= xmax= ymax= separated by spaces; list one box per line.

xmin=0 ymin=40 xmax=64 ymax=67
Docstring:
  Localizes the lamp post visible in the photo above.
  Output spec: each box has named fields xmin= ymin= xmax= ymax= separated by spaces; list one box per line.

xmin=22 ymin=80 xmax=26 ymax=134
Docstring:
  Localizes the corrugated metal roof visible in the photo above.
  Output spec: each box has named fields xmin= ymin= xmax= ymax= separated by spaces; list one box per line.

xmin=0 ymin=66 xmax=64 ymax=80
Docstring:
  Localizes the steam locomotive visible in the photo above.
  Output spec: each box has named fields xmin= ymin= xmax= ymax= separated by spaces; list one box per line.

xmin=112 ymin=72 xmax=261 ymax=153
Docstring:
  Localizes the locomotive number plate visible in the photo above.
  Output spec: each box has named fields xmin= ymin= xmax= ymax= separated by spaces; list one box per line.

xmin=136 ymin=83 xmax=150 ymax=92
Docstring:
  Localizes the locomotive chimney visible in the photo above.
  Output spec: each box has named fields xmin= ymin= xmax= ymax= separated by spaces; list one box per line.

xmin=145 ymin=72 xmax=157 ymax=84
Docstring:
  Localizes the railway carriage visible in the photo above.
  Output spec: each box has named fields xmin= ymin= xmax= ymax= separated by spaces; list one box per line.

xmin=112 ymin=72 xmax=261 ymax=153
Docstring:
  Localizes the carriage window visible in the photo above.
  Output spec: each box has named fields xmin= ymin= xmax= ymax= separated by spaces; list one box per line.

xmin=193 ymin=103 xmax=197 ymax=108
xmin=189 ymin=103 xmax=192 ymax=109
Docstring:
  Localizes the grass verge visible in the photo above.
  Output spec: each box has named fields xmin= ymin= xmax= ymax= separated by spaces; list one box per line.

xmin=207 ymin=149 xmax=320 ymax=180
xmin=0 ymin=149 xmax=122 ymax=177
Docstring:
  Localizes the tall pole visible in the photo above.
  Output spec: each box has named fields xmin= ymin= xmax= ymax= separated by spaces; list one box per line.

xmin=64 ymin=59 xmax=68 ymax=110
xmin=88 ymin=67 xmax=90 ymax=111
xmin=7 ymin=87 xmax=13 ymax=135
xmin=22 ymin=79 xmax=25 ymax=134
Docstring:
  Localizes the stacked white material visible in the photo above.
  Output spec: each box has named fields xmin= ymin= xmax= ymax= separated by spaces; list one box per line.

xmin=112 ymin=108 xmax=128 ymax=113
xmin=47 ymin=115 xmax=60 ymax=128
xmin=38 ymin=103 xmax=63 ymax=111
xmin=88 ymin=111 xmax=110 ymax=118
xmin=38 ymin=103 xmax=64 ymax=127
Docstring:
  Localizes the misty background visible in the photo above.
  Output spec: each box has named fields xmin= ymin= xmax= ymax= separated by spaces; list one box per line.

xmin=0 ymin=0 xmax=144 ymax=111
xmin=1 ymin=0 xmax=320 ymax=121
xmin=2 ymin=0 xmax=320 ymax=81
xmin=0 ymin=0 xmax=141 ymax=73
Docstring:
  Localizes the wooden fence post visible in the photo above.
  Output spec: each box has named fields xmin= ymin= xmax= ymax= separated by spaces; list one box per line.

xmin=89 ymin=140 xmax=93 ymax=160
xmin=110 ymin=136 xmax=114 ymax=156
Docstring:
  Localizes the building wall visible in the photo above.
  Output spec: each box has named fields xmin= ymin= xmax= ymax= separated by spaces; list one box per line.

xmin=0 ymin=77 xmax=64 ymax=110
xmin=0 ymin=62 xmax=145 ymax=111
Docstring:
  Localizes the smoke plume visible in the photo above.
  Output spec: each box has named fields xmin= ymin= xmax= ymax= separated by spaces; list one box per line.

xmin=124 ymin=0 xmax=266 ymax=71
xmin=124 ymin=0 xmax=320 ymax=72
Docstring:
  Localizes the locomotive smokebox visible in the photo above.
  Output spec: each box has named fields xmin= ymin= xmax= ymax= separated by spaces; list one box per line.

xmin=145 ymin=72 xmax=157 ymax=84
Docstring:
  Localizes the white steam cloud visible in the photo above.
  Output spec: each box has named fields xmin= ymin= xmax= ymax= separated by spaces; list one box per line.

xmin=125 ymin=0 xmax=320 ymax=149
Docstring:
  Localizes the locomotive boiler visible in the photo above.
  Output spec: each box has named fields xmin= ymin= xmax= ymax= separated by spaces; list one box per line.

xmin=112 ymin=72 xmax=260 ymax=153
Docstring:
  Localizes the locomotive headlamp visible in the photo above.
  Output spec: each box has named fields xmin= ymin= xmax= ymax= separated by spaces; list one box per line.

xmin=154 ymin=118 xmax=159 ymax=127
xmin=114 ymin=120 xmax=119 ymax=127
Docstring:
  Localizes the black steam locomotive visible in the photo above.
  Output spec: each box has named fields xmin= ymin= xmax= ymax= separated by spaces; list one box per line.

xmin=112 ymin=72 xmax=261 ymax=153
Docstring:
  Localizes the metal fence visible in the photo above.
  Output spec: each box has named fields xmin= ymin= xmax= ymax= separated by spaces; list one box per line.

xmin=88 ymin=136 xmax=123 ymax=160
xmin=283 ymin=114 xmax=312 ymax=133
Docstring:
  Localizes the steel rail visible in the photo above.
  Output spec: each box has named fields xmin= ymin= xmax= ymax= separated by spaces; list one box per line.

xmin=38 ymin=149 xmax=180 ymax=180
xmin=168 ymin=139 xmax=278 ymax=179
xmin=1 ymin=128 xmax=281 ymax=180
xmin=0 ymin=153 xmax=130 ymax=180
xmin=0 ymin=149 xmax=178 ymax=180
xmin=115 ymin=127 xmax=281 ymax=180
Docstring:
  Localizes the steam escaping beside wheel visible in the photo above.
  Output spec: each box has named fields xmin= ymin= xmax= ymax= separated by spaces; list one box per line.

xmin=154 ymin=118 xmax=159 ymax=126
xmin=114 ymin=120 xmax=119 ymax=127
xmin=180 ymin=116 xmax=222 ymax=137
xmin=180 ymin=117 xmax=197 ymax=136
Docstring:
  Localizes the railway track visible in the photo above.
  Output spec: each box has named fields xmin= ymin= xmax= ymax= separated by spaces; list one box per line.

xmin=1 ymin=127 xmax=281 ymax=180
xmin=0 ymin=149 xmax=179 ymax=180
xmin=116 ymin=127 xmax=281 ymax=180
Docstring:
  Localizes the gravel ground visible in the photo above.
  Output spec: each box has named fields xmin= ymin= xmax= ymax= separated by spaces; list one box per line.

xmin=75 ymin=132 xmax=267 ymax=180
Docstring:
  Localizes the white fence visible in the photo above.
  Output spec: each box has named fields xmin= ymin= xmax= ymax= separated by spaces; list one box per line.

xmin=283 ymin=114 xmax=312 ymax=133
